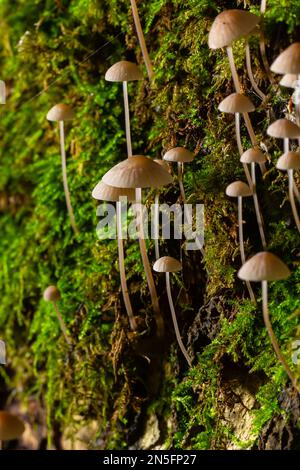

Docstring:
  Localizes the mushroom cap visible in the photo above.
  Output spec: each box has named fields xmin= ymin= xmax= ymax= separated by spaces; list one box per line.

xmin=276 ymin=151 xmax=300 ymax=171
xmin=238 ymin=251 xmax=290 ymax=282
xmin=271 ymin=43 xmax=300 ymax=75
xmin=226 ymin=181 xmax=252 ymax=198
xmin=279 ymin=74 xmax=298 ymax=88
xmin=105 ymin=61 xmax=143 ymax=82
xmin=267 ymin=119 xmax=300 ymax=139
xmin=102 ymin=156 xmax=173 ymax=189
xmin=153 ymin=159 xmax=170 ymax=171
xmin=47 ymin=103 xmax=75 ymax=122
xmin=163 ymin=147 xmax=195 ymax=163
xmin=153 ymin=256 xmax=182 ymax=273
xmin=240 ymin=147 xmax=267 ymax=164
xmin=218 ymin=93 xmax=255 ymax=114
xmin=92 ymin=181 xmax=135 ymax=202
xmin=0 ymin=411 xmax=25 ymax=441
xmin=43 ymin=286 xmax=61 ymax=302
xmin=208 ymin=9 xmax=260 ymax=49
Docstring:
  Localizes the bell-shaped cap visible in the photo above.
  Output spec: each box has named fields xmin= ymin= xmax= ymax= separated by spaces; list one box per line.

xmin=43 ymin=286 xmax=61 ymax=302
xmin=271 ymin=43 xmax=300 ymax=75
xmin=280 ymin=74 xmax=298 ymax=88
xmin=47 ymin=103 xmax=75 ymax=122
xmin=102 ymin=156 xmax=173 ymax=189
xmin=105 ymin=61 xmax=143 ymax=82
xmin=238 ymin=252 xmax=290 ymax=282
xmin=276 ymin=151 xmax=300 ymax=171
xmin=218 ymin=93 xmax=255 ymax=114
xmin=92 ymin=181 xmax=135 ymax=202
xmin=153 ymin=256 xmax=182 ymax=273
xmin=163 ymin=147 xmax=194 ymax=163
xmin=240 ymin=147 xmax=266 ymax=164
xmin=226 ymin=181 xmax=252 ymax=198
xmin=267 ymin=119 xmax=300 ymax=139
xmin=208 ymin=9 xmax=260 ymax=49
xmin=0 ymin=412 xmax=25 ymax=441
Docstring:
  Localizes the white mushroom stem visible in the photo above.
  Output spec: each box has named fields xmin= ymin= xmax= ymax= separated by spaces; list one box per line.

xmin=123 ymin=81 xmax=132 ymax=157
xmin=130 ymin=0 xmax=154 ymax=80
xmin=288 ymin=169 xmax=300 ymax=234
xmin=251 ymin=162 xmax=267 ymax=249
xmin=259 ymin=0 xmax=274 ymax=84
xmin=262 ymin=280 xmax=299 ymax=392
xmin=52 ymin=300 xmax=72 ymax=346
xmin=296 ymin=77 xmax=300 ymax=147
xmin=136 ymin=188 xmax=164 ymax=338
xmin=284 ymin=138 xmax=300 ymax=202
xmin=154 ymin=193 xmax=160 ymax=260
xmin=166 ymin=272 xmax=192 ymax=367
xmin=245 ymin=40 xmax=266 ymax=101
xmin=238 ymin=196 xmax=256 ymax=303
xmin=235 ymin=113 xmax=252 ymax=186
xmin=59 ymin=121 xmax=79 ymax=235
xmin=116 ymin=201 xmax=137 ymax=330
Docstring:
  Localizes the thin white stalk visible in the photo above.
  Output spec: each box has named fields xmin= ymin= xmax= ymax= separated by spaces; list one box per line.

xmin=251 ymin=162 xmax=267 ymax=249
xmin=285 ymin=137 xmax=300 ymax=202
xmin=296 ymin=77 xmax=300 ymax=146
xmin=59 ymin=121 xmax=79 ymax=235
xmin=259 ymin=2 xmax=273 ymax=84
xmin=245 ymin=41 xmax=266 ymax=101
xmin=154 ymin=193 xmax=160 ymax=260
xmin=238 ymin=197 xmax=256 ymax=303
xmin=123 ymin=81 xmax=132 ymax=157
xmin=52 ymin=300 xmax=72 ymax=346
xmin=235 ymin=113 xmax=253 ymax=187
xmin=116 ymin=201 xmax=137 ymax=330
xmin=288 ymin=170 xmax=300 ymax=234
xmin=166 ymin=272 xmax=192 ymax=367
xmin=262 ymin=280 xmax=299 ymax=392
xmin=130 ymin=0 xmax=154 ymax=80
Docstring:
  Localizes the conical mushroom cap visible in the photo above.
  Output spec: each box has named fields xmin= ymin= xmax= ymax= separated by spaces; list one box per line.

xmin=218 ymin=93 xmax=255 ymax=114
xmin=276 ymin=151 xmax=300 ymax=171
xmin=238 ymin=252 xmax=290 ymax=282
xmin=271 ymin=43 xmax=300 ymax=75
xmin=105 ymin=61 xmax=143 ymax=82
xmin=47 ymin=103 xmax=75 ymax=122
xmin=0 ymin=412 xmax=25 ymax=441
xmin=208 ymin=10 xmax=260 ymax=49
xmin=92 ymin=181 xmax=135 ymax=202
xmin=102 ymin=156 xmax=173 ymax=189
xmin=43 ymin=286 xmax=61 ymax=302
xmin=280 ymin=74 xmax=298 ymax=88
xmin=163 ymin=147 xmax=194 ymax=163
xmin=153 ymin=256 xmax=182 ymax=273
xmin=226 ymin=181 xmax=252 ymax=198
xmin=240 ymin=147 xmax=266 ymax=164
xmin=267 ymin=119 xmax=300 ymax=139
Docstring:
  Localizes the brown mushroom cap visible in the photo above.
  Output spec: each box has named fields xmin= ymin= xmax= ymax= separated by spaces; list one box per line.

xmin=208 ymin=9 xmax=260 ymax=49
xmin=153 ymin=256 xmax=182 ymax=273
xmin=279 ymin=74 xmax=298 ymax=88
xmin=102 ymin=155 xmax=173 ymax=189
xmin=218 ymin=93 xmax=255 ymax=114
xmin=267 ymin=119 xmax=300 ymax=139
xmin=240 ymin=147 xmax=267 ymax=164
xmin=238 ymin=252 xmax=290 ymax=282
xmin=47 ymin=103 xmax=75 ymax=122
xmin=105 ymin=61 xmax=143 ymax=82
xmin=276 ymin=151 xmax=300 ymax=171
xmin=226 ymin=181 xmax=252 ymax=198
xmin=0 ymin=411 xmax=25 ymax=441
xmin=163 ymin=147 xmax=194 ymax=163
xmin=43 ymin=286 xmax=61 ymax=302
xmin=271 ymin=43 xmax=300 ymax=75
xmin=92 ymin=181 xmax=135 ymax=202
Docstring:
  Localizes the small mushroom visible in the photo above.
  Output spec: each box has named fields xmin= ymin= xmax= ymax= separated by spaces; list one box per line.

xmin=47 ymin=103 xmax=78 ymax=235
xmin=153 ymin=256 xmax=192 ymax=367
xmin=0 ymin=411 xmax=25 ymax=449
xmin=43 ymin=286 xmax=72 ymax=346
xmin=226 ymin=181 xmax=256 ymax=303
xmin=280 ymin=74 xmax=298 ymax=89
xmin=153 ymin=159 xmax=170 ymax=260
xmin=130 ymin=0 xmax=154 ymax=80
xmin=238 ymin=252 xmax=299 ymax=392
xmin=0 ymin=340 xmax=5 ymax=365
xmin=276 ymin=151 xmax=300 ymax=234
xmin=105 ymin=61 xmax=143 ymax=157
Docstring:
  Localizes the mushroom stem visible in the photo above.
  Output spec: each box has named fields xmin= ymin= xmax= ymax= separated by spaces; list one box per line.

xmin=259 ymin=0 xmax=274 ymax=84
xmin=136 ymin=188 xmax=164 ymax=338
xmin=166 ymin=272 xmax=192 ymax=367
xmin=262 ymin=280 xmax=299 ymax=392
xmin=52 ymin=300 xmax=72 ymax=346
xmin=288 ymin=169 xmax=300 ymax=234
xmin=238 ymin=196 xmax=256 ymax=303
xmin=154 ymin=193 xmax=160 ymax=260
xmin=123 ymin=81 xmax=132 ymax=157
xmin=116 ymin=201 xmax=137 ymax=330
xmin=235 ymin=113 xmax=253 ymax=186
xmin=59 ymin=121 xmax=79 ymax=235
xmin=285 ymin=137 xmax=300 ymax=202
xmin=296 ymin=76 xmax=300 ymax=146
xmin=0 ymin=440 xmax=2 ymax=450
xmin=130 ymin=0 xmax=154 ymax=80
xmin=245 ymin=40 xmax=266 ymax=101
xmin=251 ymin=162 xmax=267 ymax=249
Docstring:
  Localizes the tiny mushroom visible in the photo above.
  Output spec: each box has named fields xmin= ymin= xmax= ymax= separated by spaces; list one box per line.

xmin=0 ymin=411 xmax=25 ymax=449
xmin=276 ymin=151 xmax=300 ymax=234
xmin=280 ymin=74 xmax=298 ymax=89
xmin=267 ymin=118 xmax=300 ymax=153
xmin=43 ymin=286 xmax=72 ymax=346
